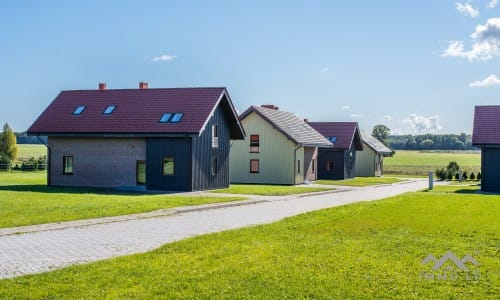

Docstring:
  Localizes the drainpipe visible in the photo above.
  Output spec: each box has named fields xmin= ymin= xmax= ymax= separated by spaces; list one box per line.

xmin=37 ymin=136 xmax=50 ymax=186
xmin=293 ymin=145 xmax=301 ymax=185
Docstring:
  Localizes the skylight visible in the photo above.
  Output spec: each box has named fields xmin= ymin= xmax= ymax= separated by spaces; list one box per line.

xmin=159 ymin=112 xmax=183 ymax=123
xmin=73 ymin=106 xmax=86 ymax=115
xmin=103 ymin=105 xmax=116 ymax=115
xmin=159 ymin=113 xmax=172 ymax=123
xmin=328 ymin=136 xmax=337 ymax=143
xmin=170 ymin=113 xmax=183 ymax=123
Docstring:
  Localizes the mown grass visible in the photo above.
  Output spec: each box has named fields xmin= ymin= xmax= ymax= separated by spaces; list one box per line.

xmin=0 ymin=172 xmax=244 ymax=228
xmin=0 ymin=191 xmax=497 ymax=299
xmin=429 ymin=185 xmax=480 ymax=194
xmin=385 ymin=150 xmax=480 ymax=176
xmin=212 ymin=184 xmax=334 ymax=195
xmin=316 ymin=176 xmax=403 ymax=186
xmin=16 ymin=144 xmax=47 ymax=161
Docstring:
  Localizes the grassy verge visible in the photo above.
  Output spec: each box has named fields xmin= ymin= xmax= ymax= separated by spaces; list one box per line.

xmin=0 ymin=191 xmax=497 ymax=298
xmin=0 ymin=172 xmax=244 ymax=228
xmin=316 ymin=176 xmax=403 ymax=186
xmin=212 ymin=184 xmax=335 ymax=196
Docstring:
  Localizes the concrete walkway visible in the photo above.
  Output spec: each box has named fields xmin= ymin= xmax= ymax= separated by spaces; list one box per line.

xmin=0 ymin=179 xmax=430 ymax=279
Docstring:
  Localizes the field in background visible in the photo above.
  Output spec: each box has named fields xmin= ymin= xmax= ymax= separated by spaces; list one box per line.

xmin=16 ymin=144 xmax=47 ymax=162
xmin=384 ymin=150 xmax=480 ymax=176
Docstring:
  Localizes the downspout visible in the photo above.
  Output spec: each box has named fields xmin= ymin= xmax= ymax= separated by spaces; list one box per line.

xmin=293 ymin=145 xmax=301 ymax=185
xmin=37 ymin=136 xmax=50 ymax=186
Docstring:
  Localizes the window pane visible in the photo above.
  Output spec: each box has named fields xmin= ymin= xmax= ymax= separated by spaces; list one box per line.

xmin=73 ymin=106 xmax=86 ymax=115
xmin=250 ymin=159 xmax=259 ymax=173
xmin=170 ymin=113 xmax=183 ymax=123
xmin=160 ymin=113 xmax=172 ymax=123
xmin=250 ymin=135 xmax=259 ymax=152
xmin=212 ymin=157 xmax=218 ymax=175
xmin=103 ymin=105 xmax=116 ymax=115
xmin=163 ymin=157 xmax=174 ymax=175
xmin=212 ymin=125 xmax=218 ymax=148
xmin=137 ymin=161 xmax=146 ymax=185
xmin=63 ymin=156 xmax=73 ymax=175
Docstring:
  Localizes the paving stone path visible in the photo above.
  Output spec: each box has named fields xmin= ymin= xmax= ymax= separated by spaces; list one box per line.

xmin=0 ymin=179 xmax=430 ymax=279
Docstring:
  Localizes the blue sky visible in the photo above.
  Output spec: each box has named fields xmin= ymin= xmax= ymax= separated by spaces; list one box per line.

xmin=1 ymin=0 xmax=499 ymax=134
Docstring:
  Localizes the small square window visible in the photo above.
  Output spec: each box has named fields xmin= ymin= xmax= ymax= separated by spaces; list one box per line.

xmin=163 ymin=157 xmax=174 ymax=176
xmin=63 ymin=156 xmax=73 ymax=175
xmin=250 ymin=159 xmax=259 ymax=173
xmin=160 ymin=113 xmax=172 ymax=123
xmin=103 ymin=105 xmax=116 ymax=115
xmin=73 ymin=106 xmax=86 ymax=115
xmin=170 ymin=113 xmax=183 ymax=123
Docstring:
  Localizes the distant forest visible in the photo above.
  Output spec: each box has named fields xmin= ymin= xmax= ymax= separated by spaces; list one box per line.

xmin=387 ymin=133 xmax=477 ymax=150
xmin=15 ymin=132 xmax=47 ymax=144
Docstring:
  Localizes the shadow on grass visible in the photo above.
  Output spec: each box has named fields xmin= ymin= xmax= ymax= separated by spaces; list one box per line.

xmin=0 ymin=184 xmax=144 ymax=196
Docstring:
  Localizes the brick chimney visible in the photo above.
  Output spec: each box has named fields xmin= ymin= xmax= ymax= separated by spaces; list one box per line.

xmin=139 ymin=82 xmax=148 ymax=89
xmin=98 ymin=83 xmax=106 ymax=90
xmin=261 ymin=104 xmax=279 ymax=110
xmin=304 ymin=118 xmax=309 ymax=123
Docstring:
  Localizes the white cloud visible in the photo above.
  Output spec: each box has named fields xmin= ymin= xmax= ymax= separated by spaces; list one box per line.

xmin=489 ymin=0 xmax=498 ymax=8
xmin=349 ymin=113 xmax=363 ymax=118
xmin=442 ymin=18 xmax=500 ymax=60
xmin=403 ymin=114 xmax=443 ymax=134
xmin=469 ymin=74 xmax=500 ymax=87
xmin=455 ymin=2 xmax=479 ymax=17
xmin=321 ymin=67 xmax=329 ymax=72
xmin=340 ymin=105 xmax=350 ymax=110
xmin=152 ymin=54 xmax=176 ymax=62
xmin=383 ymin=115 xmax=393 ymax=121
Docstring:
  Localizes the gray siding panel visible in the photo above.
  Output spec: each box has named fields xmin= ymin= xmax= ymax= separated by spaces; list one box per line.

xmin=146 ymin=138 xmax=191 ymax=191
xmin=481 ymin=147 xmax=500 ymax=192
xmin=191 ymin=104 xmax=231 ymax=190
xmin=317 ymin=149 xmax=345 ymax=180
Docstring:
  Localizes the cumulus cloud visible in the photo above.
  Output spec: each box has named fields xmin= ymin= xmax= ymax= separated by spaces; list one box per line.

xmin=489 ymin=0 xmax=498 ymax=8
xmin=455 ymin=2 xmax=479 ymax=17
xmin=469 ymin=74 xmax=500 ymax=87
xmin=442 ymin=18 xmax=500 ymax=60
xmin=349 ymin=113 xmax=363 ymax=118
xmin=383 ymin=115 xmax=393 ymax=121
xmin=404 ymin=114 xmax=443 ymax=134
xmin=340 ymin=105 xmax=350 ymax=110
xmin=152 ymin=54 xmax=176 ymax=62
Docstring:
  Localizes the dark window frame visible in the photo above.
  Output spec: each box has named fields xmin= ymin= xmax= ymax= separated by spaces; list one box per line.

xmin=297 ymin=160 xmax=301 ymax=174
xmin=326 ymin=160 xmax=334 ymax=171
xmin=250 ymin=134 xmax=260 ymax=153
xmin=250 ymin=159 xmax=259 ymax=173
xmin=63 ymin=156 xmax=73 ymax=175
xmin=212 ymin=124 xmax=219 ymax=148
xmin=136 ymin=160 xmax=146 ymax=185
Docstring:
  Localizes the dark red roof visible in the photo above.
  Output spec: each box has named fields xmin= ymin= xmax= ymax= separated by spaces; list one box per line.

xmin=28 ymin=87 xmax=244 ymax=139
xmin=472 ymin=105 xmax=500 ymax=145
xmin=307 ymin=122 xmax=363 ymax=150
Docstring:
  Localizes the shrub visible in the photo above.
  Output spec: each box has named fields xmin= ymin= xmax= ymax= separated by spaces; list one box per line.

xmin=470 ymin=172 xmax=475 ymax=181
xmin=462 ymin=172 xmax=468 ymax=181
xmin=454 ymin=172 xmax=460 ymax=181
xmin=447 ymin=172 xmax=453 ymax=181
xmin=477 ymin=172 xmax=481 ymax=181
xmin=447 ymin=161 xmax=460 ymax=175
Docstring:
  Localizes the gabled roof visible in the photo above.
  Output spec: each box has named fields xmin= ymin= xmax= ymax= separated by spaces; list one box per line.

xmin=240 ymin=106 xmax=332 ymax=148
xmin=307 ymin=122 xmax=363 ymax=150
xmin=360 ymin=131 xmax=392 ymax=154
xmin=472 ymin=105 xmax=500 ymax=146
xmin=28 ymin=87 xmax=245 ymax=139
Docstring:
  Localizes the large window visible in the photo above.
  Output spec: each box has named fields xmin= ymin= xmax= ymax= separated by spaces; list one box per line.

xmin=326 ymin=160 xmax=334 ymax=171
xmin=163 ymin=157 xmax=174 ymax=176
xmin=250 ymin=135 xmax=260 ymax=153
xmin=212 ymin=124 xmax=218 ymax=148
xmin=211 ymin=157 xmax=218 ymax=176
xmin=63 ymin=156 xmax=73 ymax=175
xmin=250 ymin=159 xmax=259 ymax=173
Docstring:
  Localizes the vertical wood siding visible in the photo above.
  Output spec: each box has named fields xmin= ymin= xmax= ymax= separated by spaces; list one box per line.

xmin=481 ymin=147 xmax=500 ymax=192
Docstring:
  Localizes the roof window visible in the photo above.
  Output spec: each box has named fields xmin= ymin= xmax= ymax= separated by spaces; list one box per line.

xmin=159 ymin=112 xmax=183 ymax=123
xmin=328 ymin=136 xmax=337 ymax=143
xmin=170 ymin=113 xmax=183 ymax=123
xmin=73 ymin=106 xmax=86 ymax=115
xmin=103 ymin=105 xmax=116 ymax=115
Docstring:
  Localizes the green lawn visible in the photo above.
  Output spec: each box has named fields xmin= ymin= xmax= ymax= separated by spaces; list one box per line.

xmin=212 ymin=184 xmax=335 ymax=196
xmin=0 ymin=172 xmax=244 ymax=228
xmin=385 ymin=150 xmax=480 ymax=176
xmin=16 ymin=144 xmax=47 ymax=161
xmin=316 ymin=176 xmax=403 ymax=186
xmin=0 ymin=191 xmax=497 ymax=299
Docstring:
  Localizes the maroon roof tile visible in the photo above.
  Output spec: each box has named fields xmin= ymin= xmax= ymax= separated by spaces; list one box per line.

xmin=472 ymin=105 xmax=500 ymax=145
xmin=307 ymin=122 xmax=363 ymax=150
xmin=28 ymin=87 xmax=244 ymax=139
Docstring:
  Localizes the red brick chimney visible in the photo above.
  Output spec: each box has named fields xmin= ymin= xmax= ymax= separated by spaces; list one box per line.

xmin=139 ymin=82 xmax=148 ymax=89
xmin=98 ymin=83 xmax=106 ymax=90
xmin=261 ymin=104 xmax=279 ymax=110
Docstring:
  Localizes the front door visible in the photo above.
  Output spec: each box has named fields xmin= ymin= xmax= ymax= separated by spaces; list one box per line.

xmin=136 ymin=160 xmax=146 ymax=185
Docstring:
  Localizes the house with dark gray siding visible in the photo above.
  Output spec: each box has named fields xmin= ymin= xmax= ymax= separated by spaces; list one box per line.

xmin=27 ymin=83 xmax=245 ymax=191
xmin=307 ymin=122 xmax=363 ymax=180
xmin=472 ymin=105 xmax=500 ymax=192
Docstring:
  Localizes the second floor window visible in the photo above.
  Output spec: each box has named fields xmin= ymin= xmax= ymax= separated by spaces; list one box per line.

xmin=212 ymin=124 xmax=218 ymax=148
xmin=250 ymin=135 xmax=260 ymax=153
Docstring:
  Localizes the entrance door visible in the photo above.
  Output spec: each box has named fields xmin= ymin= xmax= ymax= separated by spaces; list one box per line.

xmin=136 ymin=160 xmax=146 ymax=185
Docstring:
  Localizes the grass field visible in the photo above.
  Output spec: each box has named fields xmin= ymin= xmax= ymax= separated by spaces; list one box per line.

xmin=16 ymin=144 xmax=47 ymax=161
xmin=316 ymin=176 xmax=402 ymax=186
xmin=0 ymin=172 xmax=244 ymax=228
xmin=212 ymin=184 xmax=335 ymax=195
xmin=0 ymin=189 xmax=497 ymax=298
xmin=385 ymin=150 xmax=480 ymax=176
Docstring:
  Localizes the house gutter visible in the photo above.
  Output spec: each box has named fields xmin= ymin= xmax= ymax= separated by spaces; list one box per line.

xmin=36 ymin=136 xmax=51 ymax=186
